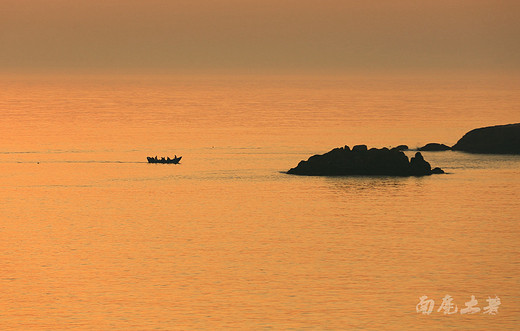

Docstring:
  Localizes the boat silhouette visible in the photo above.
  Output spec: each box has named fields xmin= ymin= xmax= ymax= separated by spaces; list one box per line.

xmin=147 ymin=156 xmax=182 ymax=164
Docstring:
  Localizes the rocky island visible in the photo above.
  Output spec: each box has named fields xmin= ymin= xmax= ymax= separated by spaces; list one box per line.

xmin=287 ymin=145 xmax=444 ymax=176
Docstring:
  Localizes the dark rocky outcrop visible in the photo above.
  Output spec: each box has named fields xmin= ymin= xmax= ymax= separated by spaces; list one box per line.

xmin=391 ymin=145 xmax=409 ymax=151
xmin=431 ymin=167 xmax=445 ymax=174
xmin=287 ymin=145 xmax=444 ymax=176
xmin=418 ymin=143 xmax=451 ymax=151
xmin=452 ymin=123 xmax=520 ymax=154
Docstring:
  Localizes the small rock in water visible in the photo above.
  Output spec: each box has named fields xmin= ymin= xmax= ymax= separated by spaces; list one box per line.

xmin=391 ymin=145 xmax=409 ymax=151
xmin=418 ymin=143 xmax=451 ymax=151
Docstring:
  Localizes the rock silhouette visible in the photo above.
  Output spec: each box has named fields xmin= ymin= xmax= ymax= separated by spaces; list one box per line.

xmin=452 ymin=123 xmax=520 ymax=154
xmin=418 ymin=143 xmax=451 ymax=151
xmin=287 ymin=145 xmax=444 ymax=176
xmin=391 ymin=145 xmax=409 ymax=151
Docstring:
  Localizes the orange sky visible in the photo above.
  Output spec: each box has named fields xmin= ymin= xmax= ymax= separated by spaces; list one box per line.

xmin=1 ymin=0 xmax=519 ymax=73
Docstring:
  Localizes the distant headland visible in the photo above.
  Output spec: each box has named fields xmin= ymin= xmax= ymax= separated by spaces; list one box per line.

xmin=415 ymin=123 xmax=520 ymax=154
xmin=451 ymin=123 xmax=520 ymax=154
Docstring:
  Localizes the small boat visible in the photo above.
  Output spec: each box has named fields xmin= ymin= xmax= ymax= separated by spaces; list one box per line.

xmin=147 ymin=156 xmax=182 ymax=164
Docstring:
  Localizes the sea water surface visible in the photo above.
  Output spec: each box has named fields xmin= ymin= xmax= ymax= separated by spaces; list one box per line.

xmin=0 ymin=74 xmax=519 ymax=330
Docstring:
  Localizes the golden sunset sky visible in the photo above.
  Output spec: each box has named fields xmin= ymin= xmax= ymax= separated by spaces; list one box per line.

xmin=1 ymin=0 xmax=519 ymax=73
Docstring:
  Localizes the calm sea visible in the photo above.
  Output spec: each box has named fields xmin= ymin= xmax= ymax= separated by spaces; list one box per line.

xmin=1 ymin=74 xmax=519 ymax=330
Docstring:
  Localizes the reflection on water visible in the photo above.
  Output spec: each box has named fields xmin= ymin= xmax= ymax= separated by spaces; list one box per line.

xmin=0 ymin=75 xmax=519 ymax=330
xmin=326 ymin=176 xmax=408 ymax=193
